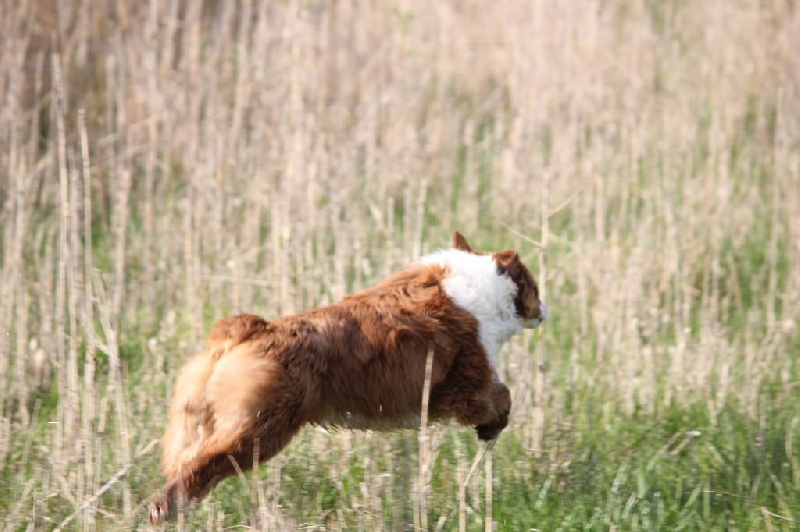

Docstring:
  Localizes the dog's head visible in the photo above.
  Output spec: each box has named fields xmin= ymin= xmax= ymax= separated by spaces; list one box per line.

xmin=452 ymin=231 xmax=548 ymax=328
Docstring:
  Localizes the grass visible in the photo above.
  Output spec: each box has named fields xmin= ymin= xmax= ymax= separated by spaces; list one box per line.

xmin=1 ymin=0 xmax=799 ymax=530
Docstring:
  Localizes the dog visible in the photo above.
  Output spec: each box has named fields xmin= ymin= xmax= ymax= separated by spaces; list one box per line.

xmin=150 ymin=231 xmax=548 ymax=524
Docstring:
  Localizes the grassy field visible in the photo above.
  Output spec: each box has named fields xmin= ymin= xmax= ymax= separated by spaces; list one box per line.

xmin=1 ymin=0 xmax=799 ymax=530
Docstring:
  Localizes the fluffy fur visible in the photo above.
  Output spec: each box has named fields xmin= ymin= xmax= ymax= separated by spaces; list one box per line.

xmin=150 ymin=231 xmax=547 ymax=524
xmin=421 ymin=249 xmax=525 ymax=365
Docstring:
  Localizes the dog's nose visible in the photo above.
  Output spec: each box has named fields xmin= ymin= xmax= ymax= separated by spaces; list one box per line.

xmin=540 ymin=301 xmax=548 ymax=321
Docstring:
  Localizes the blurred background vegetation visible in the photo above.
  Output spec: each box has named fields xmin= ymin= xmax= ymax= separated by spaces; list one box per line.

xmin=1 ymin=0 xmax=799 ymax=529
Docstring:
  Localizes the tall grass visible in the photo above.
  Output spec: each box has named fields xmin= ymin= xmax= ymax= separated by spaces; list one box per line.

xmin=1 ymin=0 xmax=799 ymax=529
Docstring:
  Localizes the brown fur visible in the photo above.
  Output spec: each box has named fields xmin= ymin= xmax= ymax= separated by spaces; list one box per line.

xmin=150 ymin=232 xmax=542 ymax=524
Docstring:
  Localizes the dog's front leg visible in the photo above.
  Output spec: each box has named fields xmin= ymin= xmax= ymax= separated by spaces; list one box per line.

xmin=474 ymin=381 xmax=511 ymax=441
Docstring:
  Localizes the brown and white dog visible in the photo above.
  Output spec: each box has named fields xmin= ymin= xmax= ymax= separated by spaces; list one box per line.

xmin=150 ymin=231 xmax=548 ymax=524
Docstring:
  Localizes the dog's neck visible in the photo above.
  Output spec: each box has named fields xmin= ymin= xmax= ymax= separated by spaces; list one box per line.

xmin=420 ymin=249 xmax=522 ymax=367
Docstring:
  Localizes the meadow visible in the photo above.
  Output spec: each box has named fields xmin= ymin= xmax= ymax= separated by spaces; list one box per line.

xmin=1 ymin=0 xmax=799 ymax=530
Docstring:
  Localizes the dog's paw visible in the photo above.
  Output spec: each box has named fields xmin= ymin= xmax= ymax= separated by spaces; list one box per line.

xmin=149 ymin=492 xmax=172 ymax=525
xmin=475 ymin=424 xmax=504 ymax=441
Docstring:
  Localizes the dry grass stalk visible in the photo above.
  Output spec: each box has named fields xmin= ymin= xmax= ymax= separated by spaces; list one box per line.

xmin=531 ymin=169 xmax=549 ymax=456
xmin=52 ymin=52 xmax=71 ymax=478
xmin=414 ymin=343 xmax=435 ymax=531
xmin=96 ymin=271 xmax=134 ymax=516
xmin=53 ymin=438 xmax=158 ymax=531
xmin=484 ymin=446 xmax=493 ymax=532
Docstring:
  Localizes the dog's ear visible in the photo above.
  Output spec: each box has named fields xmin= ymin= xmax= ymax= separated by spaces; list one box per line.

xmin=494 ymin=249 xmax=519 ymax=270
xmin=494 ymin=250 xmax=519 ymax=272
xmin=453 ymin=231 xmax=476 ymax=253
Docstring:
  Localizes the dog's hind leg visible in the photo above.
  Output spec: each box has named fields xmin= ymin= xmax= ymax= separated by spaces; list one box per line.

xmin=150 ymin=411 xmax=303 ymax=524
xmin=159 ymin=315 xmax=269 ymax=481
xmin=150 ymin=350 xmax=306 ymax=524
xmin=159 ymin=354 xmax=215 ymax=481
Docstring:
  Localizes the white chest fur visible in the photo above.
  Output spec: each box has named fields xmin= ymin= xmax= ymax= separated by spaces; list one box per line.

xmin=420 ymin=249 xmax=523 ymax=367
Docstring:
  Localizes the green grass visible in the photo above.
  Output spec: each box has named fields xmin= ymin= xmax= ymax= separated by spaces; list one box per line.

xmin=36 ymin=388 xmax=789 ymax=530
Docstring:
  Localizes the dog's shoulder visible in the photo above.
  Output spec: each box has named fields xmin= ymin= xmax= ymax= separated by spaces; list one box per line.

xmin=343 ymin=263 xmax=447 ymax=305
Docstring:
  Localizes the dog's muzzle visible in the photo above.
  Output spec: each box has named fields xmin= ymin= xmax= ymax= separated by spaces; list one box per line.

xmin=523 ymin=300 xmax=548 ymax=329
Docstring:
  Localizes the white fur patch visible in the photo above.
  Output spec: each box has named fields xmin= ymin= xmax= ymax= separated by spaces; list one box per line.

xmin=420 ymin=249 xmax=523 ymax=367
